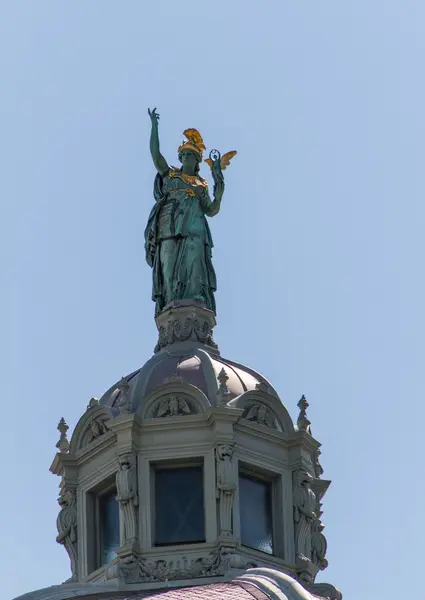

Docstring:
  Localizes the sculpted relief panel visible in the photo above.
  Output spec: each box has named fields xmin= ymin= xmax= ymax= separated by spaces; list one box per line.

xmin=243 ymin=403 xmax=280 ymax=430
xmin=154 ymin=395 xmax=192 ymax=417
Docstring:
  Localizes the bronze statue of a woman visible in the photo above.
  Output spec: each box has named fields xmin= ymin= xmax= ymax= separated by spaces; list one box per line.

xmin=145 ymin=108 xmax=236 ymax=315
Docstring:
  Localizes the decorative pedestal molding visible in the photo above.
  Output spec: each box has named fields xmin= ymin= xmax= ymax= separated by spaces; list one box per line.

xmin=154 ymin=301 xmax=218 ymax=353
xmin=107 ymin=545 xmax=251 ymax=584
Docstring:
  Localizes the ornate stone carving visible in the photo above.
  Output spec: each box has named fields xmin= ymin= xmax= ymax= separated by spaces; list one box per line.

xmin=154 ymin=303 xmax=218 ymax=353
xmin=216 ymin=444 xmax=236 ymax=536
xmin=311 ymin=518 xmax=328 ymax=571
xmin=306 ymin=583 xmax=342 ymax=600
xmin=56 ymin=418 xmax=70 ymax=453
xmin=116 ymin=546 xmax=233 ymax=584
xmin=255 ymin=382 xmax=269 ymax=393
xmin=244 ymin=404 xmax=277 ymax=429
xmin=154 ymin=395 xmax=191 ymax=417
xmin=293 ymin=470 xmax=317 ymax=562
xmin=115 ymin=453 xmax=138 ymax=544
xmin=86 ymin=397 xmax=99 ymax=410
xmin=163 ymin=373 xmax=183 ymax=384
xmin=116 ymin=378 xmax=131 ymax=414
xmin=217 ymin=368 xmax=232 ymax=406
xmin=296 ymin=395 xmax=312 ymax=433
xmin=56 ymin=488 xmax=78 ymax=581
xmin=313 ymin=448 xmax=324 ymax=478
xmin=86 ymin=416 xmax=109 ymax=445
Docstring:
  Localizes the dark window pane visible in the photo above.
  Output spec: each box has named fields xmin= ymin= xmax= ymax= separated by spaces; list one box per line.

xmin=155 ymin=466 xmax=205 ymax=545
xmin=99 ymin=490 xmax=120 ymax=565
xmin=239 ymin=474 xmax=273 ymax=554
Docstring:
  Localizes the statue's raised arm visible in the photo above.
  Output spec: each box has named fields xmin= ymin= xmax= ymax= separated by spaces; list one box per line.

xmin=148 ymin=108 xmax=169 ymax=176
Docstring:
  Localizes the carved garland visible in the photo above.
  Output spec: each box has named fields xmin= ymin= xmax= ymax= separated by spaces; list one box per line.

xmin=155 ymin=312 xmax=218 ymax=352
xmin=117 ymin=546 xmax=231 ymax=584
xmin=115 ymin=546 xmax=258 ymax=584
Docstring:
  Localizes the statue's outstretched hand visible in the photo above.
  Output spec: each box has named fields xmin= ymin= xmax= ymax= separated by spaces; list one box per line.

xmin=214 ymin=180 xmax=225 ymax=201
xmin=148 ymin=107 xmax=160 ymax=126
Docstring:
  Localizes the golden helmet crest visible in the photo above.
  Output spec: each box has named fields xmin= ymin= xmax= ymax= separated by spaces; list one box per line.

xmin=178 ymin=128 xmax=206 ymax=159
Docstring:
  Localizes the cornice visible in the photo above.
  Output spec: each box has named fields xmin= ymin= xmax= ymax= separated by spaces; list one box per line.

xmin=49 ymin=452 xmax=77 ymax=477
xmin=235 ymin=419 xmax=290 ymax=444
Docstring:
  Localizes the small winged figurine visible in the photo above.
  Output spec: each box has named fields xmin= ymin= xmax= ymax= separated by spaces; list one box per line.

xmin=205 ymin=149 xmax=237 ymax=185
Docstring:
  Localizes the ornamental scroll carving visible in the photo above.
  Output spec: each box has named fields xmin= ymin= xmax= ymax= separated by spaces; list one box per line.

xmin=115 ymin=453 xmax=138 ymax=544
xmin=56 ymin=488 xmax=78 ymax=581
xmin=244 ymin=403 xmax=278 ymax=429
xmin=216 ymin=444 xmax=236 ymax=536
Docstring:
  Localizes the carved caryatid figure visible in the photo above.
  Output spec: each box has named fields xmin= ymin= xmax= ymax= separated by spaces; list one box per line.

xmin=293 ymin=470 xmax=317 ymax=561
xmin=146 ymin=108 xmax=236 ymax=315
xmin=56 ymin=488 xmax=78 ymax=581
xmin=216 ymin=444 xmax=236 ymax=536
xmin=116 ymin=453 xmax=139 ymax=544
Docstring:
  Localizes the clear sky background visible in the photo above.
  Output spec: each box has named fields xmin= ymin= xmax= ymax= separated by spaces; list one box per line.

xmin=1 ymin=2 xmax=424 ymax=599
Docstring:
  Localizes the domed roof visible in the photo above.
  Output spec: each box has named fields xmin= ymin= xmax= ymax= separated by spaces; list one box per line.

xmin=100 ymin=348 xmax=279 ymax=415
xmin=13 ymin=568 xmax=335 ymax=600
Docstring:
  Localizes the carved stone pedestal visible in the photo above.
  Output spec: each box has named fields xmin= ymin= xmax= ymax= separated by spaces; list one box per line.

xmin=155 ymin=301 xmax=218 ymax=353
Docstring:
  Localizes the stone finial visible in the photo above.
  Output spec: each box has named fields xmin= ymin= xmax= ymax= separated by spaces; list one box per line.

xmin=297 ymin=395 xmax=312 ymax=434
xmin=217 ymin=368 xmax=231 ymax=406
xmin=86 ymin=397 xmax=99 ymax=411
xmin=56 ymin=418 xmax=70 ymax=453
xmin=117 ymin=378 xmax=131 ymax=414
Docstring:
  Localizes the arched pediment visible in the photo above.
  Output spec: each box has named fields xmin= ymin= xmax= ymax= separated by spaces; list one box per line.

xmin=70 ymin=400 xmax=114 ymax=453
xmin=228 ymin=389 xmax=295 ymax=434
xmin=138 ymin=381 xmax=211 ymax=420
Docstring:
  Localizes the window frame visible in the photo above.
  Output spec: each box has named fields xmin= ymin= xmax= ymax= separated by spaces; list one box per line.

xmin=238 ymin=462 xmax=283 ymax=557
xmin=150 ymin=457 xmax=206 ymax=548
xmin=87 ymin=477 xmax=120 ymax=573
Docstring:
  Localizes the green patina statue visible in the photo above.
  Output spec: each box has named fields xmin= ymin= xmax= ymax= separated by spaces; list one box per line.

xmin=145 ymin=108 xmax=236 ymax=316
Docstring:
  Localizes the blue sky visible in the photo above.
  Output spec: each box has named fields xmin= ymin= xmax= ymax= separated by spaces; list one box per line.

xmin=1 ymin=2 xmax=424 ymax=599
